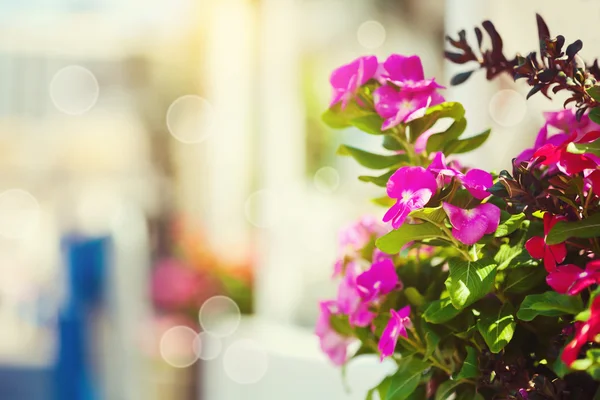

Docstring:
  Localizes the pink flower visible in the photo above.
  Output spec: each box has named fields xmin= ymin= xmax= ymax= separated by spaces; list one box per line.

xmin=525 ymin=213 xmax=567 ymax=272
xmin=356 ymin=259 xmax=401 ymax=302
xmin=460 ymin=169 xmax=493 ymax=200
xmin=380 ymin=54 xmax=444 ymax=93
xmin=427 ymin=152 xmax=461 ymax=187
xmin=334 ymin=215 xmax=388 ymax=276
xmin=442 ymin=202 xmax=501 ymax=245
xmin=545 ymin=108 xmax=589 ymax=133
xmin=372 ymin=248 xmax=394 ymax=263
xmin=384 ymin=167 xmax=438 ymax=229
xmin=316 ymin=301 xmax=353 ymax=366
xmin=547 ymin=260 xmax=600 ymax=295
xmin=378 ymin=306 xmax=412 ymax=361
xmin=336 ymin=262 xmax=375 ymax=327
xmin=515 ymin=108 xmax=597 ymax=165
xmin=374 ymin=86 xmax=444 ymax=130
xmin=534 ymin=131 xmax=600 ymax=175
xmin=562 ymin=296 xmax=600 ymax=366
xmin=588 ymin=170 xmax=600 ymax=197
xmin=151 ymin=258 xmax=216 ymax=310
xmin=330 ymin=56 xmax=378 ymax=109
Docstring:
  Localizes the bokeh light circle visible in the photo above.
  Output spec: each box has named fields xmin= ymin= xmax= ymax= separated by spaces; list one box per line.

xmin=244 ymin=189 xmax=277 ymax=228
xmin=159 ymin=325 xmax=198 ymax=368
xmin=198 ymin=296 xmax=241 ymax=337
xmin=0 ymin=189 xmax=40 ymax=239
xmin=313 ymin=166 xmax=340 ymax=194
xmin=193 ymin=331 xmax=222 ymax=360
xmin=357 ymin=20 xmax=386 ymax=50
xmin=49 ymin=66 xmax=99 ymax=115
xmin=488 ymin=89 xmax=527 ymax=127
xmin=223 ymin=339 xmax=269 ymax=384
xmin=166 ymin=95 xmax=215 ymax=143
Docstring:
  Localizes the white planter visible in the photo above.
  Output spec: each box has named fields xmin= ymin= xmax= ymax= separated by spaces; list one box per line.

xmin=200 ymin=317 xmax=395 ymax=400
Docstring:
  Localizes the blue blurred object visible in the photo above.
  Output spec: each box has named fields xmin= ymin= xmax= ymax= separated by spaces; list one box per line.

xmin=54 ymin=235 xmax=110 ymax=400
xmin=0 ymin=366 xmax=54 ymax=400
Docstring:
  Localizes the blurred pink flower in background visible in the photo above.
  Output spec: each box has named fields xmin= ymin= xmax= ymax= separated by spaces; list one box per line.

xmin=151 ymin=258 xmax=218 ymax=311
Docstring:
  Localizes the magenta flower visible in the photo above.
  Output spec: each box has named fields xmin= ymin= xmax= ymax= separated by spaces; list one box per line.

xmin=381 ymin=54 xmax=444 ymax=93
xmin=545 ymin=108 xmax=589 ymax=132
xmin=330 ymin=56 xmax=378 ymax=109
xmin=356 ymin=259 xmax=401 ymax=302
xmin=562 ymin=296 xmax=600 ymax=366
xmin=372 ymin=248 xmax=394 ymax=263
xmin=525 ymin=213 xmax=567 ymax=272
xmin=334 ymin=215 xmax=388 ymax=276
xmin=374 ymin=86 xmax=444 ymax=130
xmin=378 ymin=306 xmax=412 ymax=361
xmin=442 ymin=202 xmax=501 ymax=245
xmin=151 ymin=258 xmax=217 ymax=310
xmin=534 ymin=131 xmax=600 ymax=175
xmin=315 ymin=301 xmax=353 ymax=366
xmin=336 ymin=262 xmax=375 ymax=327
xmin=384 ymin=167 xmax=438 ymax=229
xmin=427 ymin=152 xmax=461 ymax=187
xmin=460 ymin=169 xmax=494 ymax=199
xmin=514 ymin=108 xmax=590 ymax=164
xmin=546 ymin=260 xmax=600 ymax=295
xmin=588 ymin=170 xmax=600 ymax=197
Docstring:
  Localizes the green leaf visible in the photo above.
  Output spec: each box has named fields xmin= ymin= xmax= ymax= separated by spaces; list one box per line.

xmin=386 ymin=356 xmax=429 ymax=400
xmin=408 ymin=102 xmax=466 ymax=142
xmin=424 ymin=297 xmax=462 ymax=324
xmin=372 ymin=196 xmax=395 ymax=207
xmin=553 ymin=349 xmax=569 ymax=378
xmin=422 ymin=324 xmax=440 ymax=358
xmin=502 ymin=266 xmax=546 ymax=294
xmin=405 ymin=287 xmax=425 ymax=307
xmin=455 ymin=347 xmax=479 ymax=380
xmin=445 ymin=258 xmax=498 ymax=309
xmin=435 ymin=380 xmax=462 ymax=400
xmin=476 ymin=302 xmax=516 ymax=353
xmin=350 ymin=114 xmax=386 ymax=135
xmin=546 ymin=213 xmax=600 ymax=244
xmin=329 ymin=314 xmax=354 ymax=336
xmin=494 ymin=212 xmax=525 ymax=237
xmin=338 ymin=144 xmax=408 ymax=169
xmin=587 ymin=86 xmax=600 ymax=102
xmin=589 ymin=108 xmax=600 ymax=126
xmin=383 ymin=135 xmax=406 ymax=151
xmin=517 ymin=292 xmax=584 ymax=321
xmin=443 ymin=129 xmax=491 ymax=155
xmin=566 ymin=139 xmax=600 ymax=157
xmin=408 ymin=207 xmax=447 ymax=225
xmin=426 ymin=117 xmax=467 ymax=153
xmin=576 ymin=309 xmax=591 ymax=322
xmin=376 ymin=223 xmax=444 ymax=254
xmin=359 ymin=170 xmax=395 ymax=187
xmin=322 ymin=101 xmax=370 ymax=129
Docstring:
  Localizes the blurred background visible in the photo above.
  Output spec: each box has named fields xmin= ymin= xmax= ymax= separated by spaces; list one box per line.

xmin=0 ymin=0 xmax=597 ymax=399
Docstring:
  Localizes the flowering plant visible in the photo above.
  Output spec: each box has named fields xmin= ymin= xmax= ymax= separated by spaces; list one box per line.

xmin=151 ymin=218 xmax=253 ymax=325
xmin=317 ymin=15 xmax=600 ymax=399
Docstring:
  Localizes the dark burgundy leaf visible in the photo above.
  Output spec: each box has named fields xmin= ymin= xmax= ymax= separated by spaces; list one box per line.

xmin=482 ymin=20 xmax=503 ymax=54
xmin=450 ymin=70 xmax=475 ymax=86
xmin=444 ymin=51 xmax=472 ymax=64
xmin=475 ymin=27 xmax=483 ymax=49
xmin=566 ymin=40 xmax=583 ymax=61
xmin=527 ymin=85 xmax=543 ymax=99
xmin=536 ymin=13 xmax=550 ymax=42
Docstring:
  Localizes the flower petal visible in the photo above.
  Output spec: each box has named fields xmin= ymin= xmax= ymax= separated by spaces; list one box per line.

xmin=383 ymin=54 xmax=425 ymax=82
xmin=525 ymin=236 xmax=545 ymax=259
xmin=546 ymin=264 xmax=584 ymax=294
